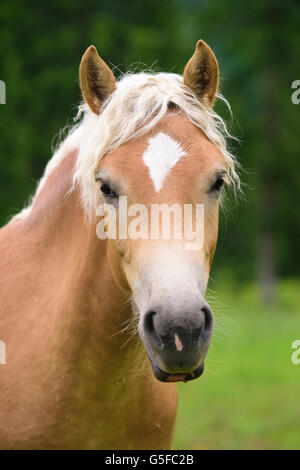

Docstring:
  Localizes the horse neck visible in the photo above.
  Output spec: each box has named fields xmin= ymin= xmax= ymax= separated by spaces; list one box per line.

xmin=17 ymin=149 xmax=138 ymax=371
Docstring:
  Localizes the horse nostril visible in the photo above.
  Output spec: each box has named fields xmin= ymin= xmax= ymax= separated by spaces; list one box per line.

xmin=192 ymin=306 xmax=213 ymax=343
xmin=201 ymin=305 xmax=214 ymax=332
xmin=143 ymin=311 xmax=163 ymax=350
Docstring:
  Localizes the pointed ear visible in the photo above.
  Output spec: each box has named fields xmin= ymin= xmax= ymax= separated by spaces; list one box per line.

xmin=79 ymin=45 xmax=116 ymax=114
xmin=183 ymin=40 xmax=219 ymax=107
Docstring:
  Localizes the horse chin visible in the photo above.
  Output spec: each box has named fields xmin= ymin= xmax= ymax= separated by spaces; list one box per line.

xmin=148 ymin=357 xmax=204 ymax=383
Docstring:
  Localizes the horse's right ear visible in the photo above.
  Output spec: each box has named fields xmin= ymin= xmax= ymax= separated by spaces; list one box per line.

xmin=79 ymin=46 xmax=116 ymax=114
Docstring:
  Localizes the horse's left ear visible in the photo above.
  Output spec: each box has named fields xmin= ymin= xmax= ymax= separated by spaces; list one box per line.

xmin=79 ymin=45 xmax=116 ymax=114
xmin=183 ymin=40 xmax=219 ymax=107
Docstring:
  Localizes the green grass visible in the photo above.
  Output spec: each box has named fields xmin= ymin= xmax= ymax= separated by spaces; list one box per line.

xmin=173 ymin=279 xmax=300 ymax=450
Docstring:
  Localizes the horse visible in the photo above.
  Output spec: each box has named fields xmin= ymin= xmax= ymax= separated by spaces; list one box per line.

xmin=0 ymin=40 xmax=239 ymax=449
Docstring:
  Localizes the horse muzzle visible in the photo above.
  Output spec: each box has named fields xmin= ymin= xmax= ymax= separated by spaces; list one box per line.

xmin=139 ymin=302 xmax=214 ymax=383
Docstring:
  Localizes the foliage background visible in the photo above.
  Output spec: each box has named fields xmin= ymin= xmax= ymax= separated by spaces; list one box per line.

xmin=0 ymin=0 xmax=299 ymax=449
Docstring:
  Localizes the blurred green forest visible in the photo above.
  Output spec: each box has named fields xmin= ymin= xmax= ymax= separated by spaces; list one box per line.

xmin=0 ymin=0 xmax=299 ymax=298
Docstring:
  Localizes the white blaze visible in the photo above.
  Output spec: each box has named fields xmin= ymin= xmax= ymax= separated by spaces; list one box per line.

xmin=142 ymin=132 xmax=186 ymax=192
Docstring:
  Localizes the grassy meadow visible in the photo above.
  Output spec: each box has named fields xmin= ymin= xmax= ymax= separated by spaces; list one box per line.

xmin=173 ymin=279 xmax=300 ymax=450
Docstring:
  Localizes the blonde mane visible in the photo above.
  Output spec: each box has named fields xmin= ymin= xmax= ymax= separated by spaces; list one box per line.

xmin=14 ymin=72 xmax=240 ymax=221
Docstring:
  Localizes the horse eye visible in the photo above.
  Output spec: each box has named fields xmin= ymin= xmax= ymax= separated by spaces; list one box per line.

xmin=100 ymin=183 xmax=116 ymax=198
xmin=211 ymin=177 xmax=224 ymax=192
